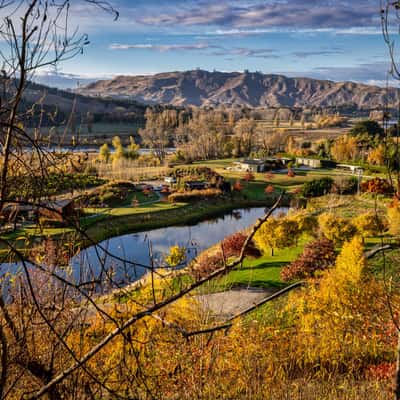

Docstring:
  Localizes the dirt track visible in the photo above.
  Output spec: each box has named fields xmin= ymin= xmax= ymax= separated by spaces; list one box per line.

xmin=196 ymin=287 xmax=278 ymax=319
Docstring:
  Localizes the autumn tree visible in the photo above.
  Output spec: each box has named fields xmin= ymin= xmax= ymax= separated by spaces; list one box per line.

xmin=99 ymin=143 xmax=111 ymax=163
xmin=233 ymin=118 xmax=256 ymax=156
xmin=330 ymin=135 xmax=359 ymax=162
xmin=280 ymin=237 xmax=336 ymax=281
xmin=318 ymin=212 xmax=357 ymax=245
xmin=254 ymin=216 xmax=300 ymax=256
xmin=353 ymin=212 xmax=385 ymax=242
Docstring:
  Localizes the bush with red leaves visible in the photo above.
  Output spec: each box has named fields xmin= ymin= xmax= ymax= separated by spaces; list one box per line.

xmin=233 ymin=180 xmax=243 ymax=191
xmin=221 ymin=232 xmax=261 ymax=259
xmin=190 ymin=253 xmax=224 ymax=280
xmin=361 ymin=177 xmax=394 ymax=194
xmin=287 ymin=169 xmax=296 ymax=177
xmin=265 ymin=185 xmax=275 ymax=194
xmin=244 ymin=172 xmax=255 ymax=182
xmin=280 ymin=237 xmax=336 ymax=281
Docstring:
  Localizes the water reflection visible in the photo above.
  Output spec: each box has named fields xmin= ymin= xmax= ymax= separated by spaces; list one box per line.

xmin=72 ymin=207 xmax=288 ymax=285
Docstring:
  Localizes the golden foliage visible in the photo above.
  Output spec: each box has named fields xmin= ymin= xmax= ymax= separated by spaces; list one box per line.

xmin=318 ymin=212 xmax=357 ymax=245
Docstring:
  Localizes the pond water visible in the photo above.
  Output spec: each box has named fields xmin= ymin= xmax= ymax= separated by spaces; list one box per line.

xmin=71 ymin=206 xmax=289 ymax=286
xmin=1 ymin=206 xmax=288 ymax=290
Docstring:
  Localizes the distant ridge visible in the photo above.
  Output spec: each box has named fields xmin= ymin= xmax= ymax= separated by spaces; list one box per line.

xmin=77 ymin=69 xmax=400 ymax=110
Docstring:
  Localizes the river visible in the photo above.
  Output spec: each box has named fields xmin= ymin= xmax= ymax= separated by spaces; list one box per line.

xmin=71 ymin=206 xmax=289 ymax=286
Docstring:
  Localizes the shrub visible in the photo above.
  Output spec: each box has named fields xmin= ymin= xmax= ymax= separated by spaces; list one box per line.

xmin=280 ymin=238 xmax=336 ymax=281
xmin=233 ymin=180 xmax=243 ymax=191
xmin=264 ymin=185 xmax=274 ymax=194
xmin=190 ymin=252 xmax=224 ymax=280
xmin=287 ymin=168 xmax=296 ymax=178
xmin=332 ymin=176 xmax=358 ymax=194
xmin=221 ymin=232 xmax=261 ymax=259
xmin=301 ymin=177 xmax=334 ymax=198
xmin=361 ymin=178 xmax=394 ymax=195
xmin=244 ymin=172 xmax=255 ymax=182
xmin=168 ymin=188 xmax=222 ymax=203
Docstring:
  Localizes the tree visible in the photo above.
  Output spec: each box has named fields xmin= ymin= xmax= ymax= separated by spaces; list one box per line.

xmin=126 ymin=136 xmax=140 ymax=159
xmin=330 ymin=135 xmax=359 ymax=162
xmin=349 ymin=119 xmax=384 ymax=138
xmin=99 ymin=143 xmax=111 ymax=163
xmin=233 ymin=118 xmax=256 ymax=156
xmin=254 ymin=216 xmax=300 ymax=256
xmin=165 ymin=246 xmax=186 ymax=267
xmin=111 ymin=135 xmax=126 ymax=162
xmin=387 ymin=198 xmax=400 ymax=237
xmin=301 ymin=177 xmax=334 ymax=197
xmin=280 ymin=237 xmax=336 ymax=281
xmin=0 ymin=1 xmax=122 ymax=398
xmin=353 ymin=212 xmax=385 ymax=243
xmin=318 ymin=212 xmax=357 ymax=245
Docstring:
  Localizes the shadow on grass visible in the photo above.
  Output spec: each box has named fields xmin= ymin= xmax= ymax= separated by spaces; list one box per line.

xmin=239 ymin=261 xmax=288 ymax=271
xmin=229 ymin=280 xmax=287 ymax=289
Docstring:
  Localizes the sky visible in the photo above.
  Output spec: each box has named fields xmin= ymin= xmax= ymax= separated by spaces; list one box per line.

xmin=1 ymin=0 xmax=399 ymax=87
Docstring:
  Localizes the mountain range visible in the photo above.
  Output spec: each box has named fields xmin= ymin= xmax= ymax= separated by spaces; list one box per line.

xmin=77 ymin=70 xmax=400 ymax=111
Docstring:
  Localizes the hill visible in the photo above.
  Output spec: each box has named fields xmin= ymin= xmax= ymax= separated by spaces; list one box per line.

xmin=20 ymin=81 xmax=146 ymax=126
xmin=77 ymin=70 xmax=400 ymax=111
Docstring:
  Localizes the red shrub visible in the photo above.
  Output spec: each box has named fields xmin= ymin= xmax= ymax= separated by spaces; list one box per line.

xmin=244 ymin=172 xmax=255 ymax=182
xmin=280 ymin=237 xmax=336 ymax=281
xmin=361 ymin=177 xmax=393 ymax=194
xmin=365 ymin=362 xmax=395 ymax=381
xmin=287 ymin=168 xmax=296 ymax=178
xmin=265 ymin=185 xmax=275 ymax=194
xmin=221 ymin=232 xmax=261 ymax=259
xmin=190 ymin=253 xmax=224 ymax=280
xmin=233 ymin=180 xmax=243 ymax=191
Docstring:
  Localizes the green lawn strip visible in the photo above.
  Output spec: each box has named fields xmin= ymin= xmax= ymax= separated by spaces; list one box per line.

xmin=198 ymin=238 xmax=309 ymax=295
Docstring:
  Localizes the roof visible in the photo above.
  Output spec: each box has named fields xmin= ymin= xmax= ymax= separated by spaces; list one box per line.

xmin=185 ymin=180 xmax=206 ymax=185
xmin=241 ymin=159 xmax=265 ymax=165
xmin=41 ymin=199 xmax=74 ymax=211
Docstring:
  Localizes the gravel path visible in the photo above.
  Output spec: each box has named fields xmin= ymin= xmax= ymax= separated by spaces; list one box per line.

xmin=196 ymin=287 xmax=278 ymax=319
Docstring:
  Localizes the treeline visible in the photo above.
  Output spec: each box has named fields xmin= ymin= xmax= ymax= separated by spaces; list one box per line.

xmin=138 ymin=107 xmax=347 ymax=162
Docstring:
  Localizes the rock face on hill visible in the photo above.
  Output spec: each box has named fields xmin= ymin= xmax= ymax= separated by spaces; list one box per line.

xmin=77 ymin=70 xmax=400 ymax=110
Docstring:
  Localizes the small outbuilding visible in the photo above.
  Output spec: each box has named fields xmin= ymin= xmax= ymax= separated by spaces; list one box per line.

xmin=234 ymin=159 xmax=266 ymax=173
xmin=39 ymin=199 xmax=76 ymax=222
xmin=296 ymin=157 xmax=322 ymax=169
xmin=185 ymin=181 xmax=208 ymax=191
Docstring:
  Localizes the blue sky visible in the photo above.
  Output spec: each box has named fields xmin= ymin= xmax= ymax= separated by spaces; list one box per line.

xmin=4 ymin=0 xmax=399 ymax=86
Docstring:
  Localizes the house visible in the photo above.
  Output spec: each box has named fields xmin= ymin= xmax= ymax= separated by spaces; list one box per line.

xmin=234 ymin=159 xmax=267 ymax=173
xmin=336 ymin=164 xmax=363 ymax=175
xmin=164 ymin=176 xmax=177 ymax=184
xmin=233 ymin=158 xmax=285 ymax=172
xmin=185 ymin=181 xmax=208 ymax=191
xmin=39 ymin=199 xmax=76 ymax=222
xmin=296 ymin=157 xmax=322 ymax=169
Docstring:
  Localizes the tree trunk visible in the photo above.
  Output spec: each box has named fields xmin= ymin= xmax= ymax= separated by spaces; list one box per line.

xmin=395 ymin=325 xmax=400 ymax=399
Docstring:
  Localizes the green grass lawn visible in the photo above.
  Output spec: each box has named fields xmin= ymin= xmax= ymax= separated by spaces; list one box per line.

xmin=199 ymin=238 xmax=310 ymax=294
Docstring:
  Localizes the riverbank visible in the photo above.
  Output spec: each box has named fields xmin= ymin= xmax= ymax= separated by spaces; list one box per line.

xmin=0 ymin=194 xmax=291 ymax=259
xmin=81 ymin=195 xmax=291 ymax=246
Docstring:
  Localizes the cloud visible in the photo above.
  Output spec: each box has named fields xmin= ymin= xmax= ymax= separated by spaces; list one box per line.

xmin=136 ymin=1 xmax=379 ymax=31
xmin=109 ymin=41 xmax=280 ymax=59
xmin=291 ymin=49 xmax=345 ymax=58
xmin=285 ymin=61 xmax=398 ymax=86
xmin=109 ymin=42 xmax=214 ymax=52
